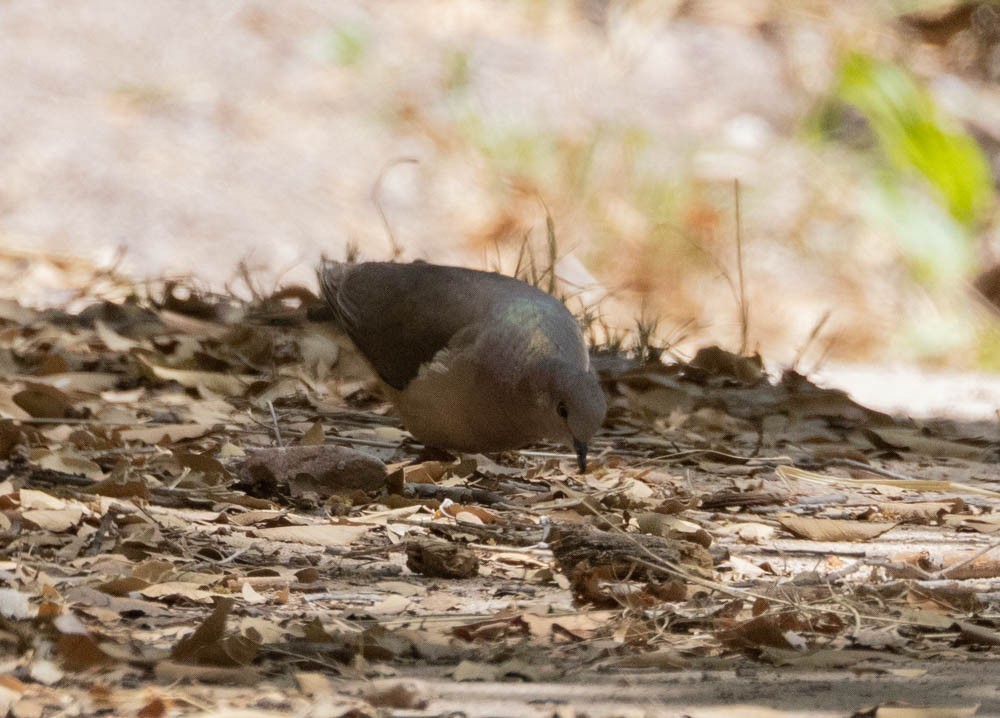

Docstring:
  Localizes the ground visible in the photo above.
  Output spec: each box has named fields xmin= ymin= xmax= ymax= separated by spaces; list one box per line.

xmin=2 ymin=266 xmax=1000 ymax=718
xmin=4 ymin=2 xmax=1000 ymax=716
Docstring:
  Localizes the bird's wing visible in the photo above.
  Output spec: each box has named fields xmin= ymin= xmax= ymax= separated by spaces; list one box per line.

xmin=320 ymin=261 xmax=525 ymax=390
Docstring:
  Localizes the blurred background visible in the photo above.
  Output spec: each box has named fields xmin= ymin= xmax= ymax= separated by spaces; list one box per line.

xmin=4 ymin=0 xmax=1000 ymax=405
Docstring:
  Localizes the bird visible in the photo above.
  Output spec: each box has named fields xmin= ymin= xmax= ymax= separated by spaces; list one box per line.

xmin=318 ymin=260 xmax=607 ymax=471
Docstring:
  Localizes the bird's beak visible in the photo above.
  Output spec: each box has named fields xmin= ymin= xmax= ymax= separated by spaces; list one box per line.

xmin=573 ymin=439 xmax=588 ymax=473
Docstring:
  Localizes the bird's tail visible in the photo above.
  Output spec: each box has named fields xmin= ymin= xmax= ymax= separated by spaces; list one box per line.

xmin=317 ymin=260 xmax=359 ymax=328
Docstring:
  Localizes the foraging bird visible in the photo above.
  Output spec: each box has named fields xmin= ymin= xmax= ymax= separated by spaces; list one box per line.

xmin=319 ymin=260 xmax=606 ymax=471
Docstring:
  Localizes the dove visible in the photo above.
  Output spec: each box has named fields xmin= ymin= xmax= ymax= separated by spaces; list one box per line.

xmin=319 ymin=260 xmax=606 ymax=471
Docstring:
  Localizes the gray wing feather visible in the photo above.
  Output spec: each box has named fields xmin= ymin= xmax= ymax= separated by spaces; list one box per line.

xmin=320 ymin=261 xmax=557 ymax=390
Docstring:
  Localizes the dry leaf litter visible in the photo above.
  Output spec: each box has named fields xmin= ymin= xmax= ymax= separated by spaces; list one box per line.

xmin=0 ymin=258 xmax=998 ymax=717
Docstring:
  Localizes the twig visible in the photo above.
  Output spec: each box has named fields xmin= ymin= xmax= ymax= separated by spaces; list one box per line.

xmin=939 ymin=539 xmax=1000 ymax=580
xmin=814 ymin=458 xmax=917 ymax=482
xmin=87 ymin=509 xmax=119 ymax=556
xmin=540 ymin=196 xmax=558 ymax=296
xmin=791 ymin=310 xmax=831 ymax=374
xmin=734 ymin=178 xmax=749 ymax=355
xmin=267 ymin=400 xmax=283 ymax=447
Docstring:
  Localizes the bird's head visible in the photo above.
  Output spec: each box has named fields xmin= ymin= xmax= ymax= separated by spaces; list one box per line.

xmin=547 ymin=366 xmax=607 ymax=473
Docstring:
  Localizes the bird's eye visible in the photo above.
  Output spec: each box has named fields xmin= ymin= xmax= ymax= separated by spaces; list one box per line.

xmin=556 ymin=401 xmax=568 ymax=420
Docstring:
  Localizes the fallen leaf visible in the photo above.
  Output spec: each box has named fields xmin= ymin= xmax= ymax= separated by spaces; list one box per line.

xmin=172 ymin=597 xmax=258 ymax=667
xmin=28 ymin=659 xmax=64 ymax=686
xmin=138 ymin=355 xmax=250 ymax=396
xmin=853 ymin=703 xmax=979 ymax=718
xmin=777 ymin=465 xmax=1000 ymax=498
xmin=300 ymin=421 xmax=325 ymax=446
xmin=0 ymin=589 xmax=35 ymax=620
xmin=250 ymin=523 xmax=370 ymax=548
xmin=451 ymin=660 xmax=499 ymax=682
xmin=361 ymin=678 xmax=431 ymax=709
xmin=53 ymin=613 xmax=115 ymax=671
xmin=32 ymin=448 xmax=105 ymax=480
xmin=867 ymin=427 xmax=991 ymax=462
xmin=139 ymin=583 xmax=218 ymax=603
xmin=777 ymin=515 xmax=897 ymax=542
xmin=22 ymin=508 xmax=86 ymax=532
xmin=95 ymin=320 xmax=145 ymax=352
xmin=118 ymin=424 xmax=214 ymax=444
xmin=14 ymin=383 xmax=74 ymax=418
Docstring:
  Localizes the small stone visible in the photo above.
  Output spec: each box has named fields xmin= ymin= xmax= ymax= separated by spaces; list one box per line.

xmin=239 ymin=445 xmax=386 ymax=498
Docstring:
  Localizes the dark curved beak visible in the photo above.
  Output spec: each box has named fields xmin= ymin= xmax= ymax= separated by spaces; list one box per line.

xmin=573 ymin=439 xmax=588 ymax=473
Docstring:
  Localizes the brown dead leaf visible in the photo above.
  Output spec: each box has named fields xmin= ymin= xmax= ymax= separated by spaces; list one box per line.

xmin=452 ymin=614 xmax=530 ymax=643
xmin=407 ymin=537 xmax=479 ymax=578
xmin=250 ymin=523 xmax=371 ymax=548
xmin=53 ymin=613 xmax=115 ymax=671
xmin=171 ymin=597 xmax=258 ymax=667
xmin=100 ymin=387 xmax=145 ymax=404
xmin=95 ymin=320 xmax=145 ymax=352
xmin=867 ymin=427 xmax=992 ymax=462
xmin=761 ymin=647 xmax=894 ymax=669
xmin=136 ymin=696 xmax=168 ymax=718
xmin=87 ymin=477 xmax=151 ymax=500
xmin=132 ymin=560 xmax=176 ymax=583
xmin=870 ymin=499 xmax=963 ymax=523
xmin=240 ymin=582 xmax=267 ymax=605
xmin=954 ymin=620 xmax=1000 ymax=647
xmin=32 ymin=372 xmax=121 ymax=394
xmin=777 ymin=515 xmax=897 ymax=542
xmin=888 ymin=550 xmax=1000 ymax=580
xmin=0 ymin=385 xmax=31 ymax=420
xmin=117 ymin=424 xmax=214 ymax=444
xmin=0 ymin=679 xmax=25 ymax=718
xmin=906 ymin=584 xmax=982 ymax=613
xmin=19 ymin=488 xmax=68 ymax=510
xmin=401 ymin=461 xmax=449 ymax=484
xmin=368 ymin=594 xmax=412 ymax=616
xmin=361 ymin=678 xmax=431 ymax=710
xmin=942 ymin=514 xmax=1000 ymax=534
xmin=225 ymin=510 xmax=290 ymax=527
xmin=0 ymin=422 xmax=25 ymax=460
xmin=22 ymin=508 xmax=86 ymax=532
xmin=451 ymin=660 xmax=501 ymax=682
xmin=139 ymin=583 xmax=218 ymax=603
xmin=635 ymin=512 xmax=713 ymax=547
xmin=440 ymin=503 xmax=498 ymax=524
xmin=776 ymin=465 xmax=1000 ymax=498
xmin=717 ymin=611 xmax=812 ymax=651
xmin=851 ymin=703 xmax=980 ymax=718
xmin=727 ymin=522 xmax=777 ymax=543
xmin=248 ymin=377 xmax=302 ymax=408
xmin=608 ymin=648 xmax=688 ymax=669
xmin=175 ymin=452 xmax=230 ymax=483
xmin=14 ymin=383 xmax=74 ymax=418
xmin=138 ymin=355 xmax=251 ymax=396
xmin=154 ymin=660 xmax=260 ymax=686
xmin=240 ymin=445 xmax=387 ymax=496
xmin=96 ymin=577 xmax=151 ymax=596
xmin=32 ymin=448 xmax=105 ymax=479
xmin=300 ymin=420 xmax=325 ymax=445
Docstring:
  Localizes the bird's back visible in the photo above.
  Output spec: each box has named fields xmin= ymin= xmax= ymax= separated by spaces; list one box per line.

xmin=319 ymin=261 xmax=584 ymax=390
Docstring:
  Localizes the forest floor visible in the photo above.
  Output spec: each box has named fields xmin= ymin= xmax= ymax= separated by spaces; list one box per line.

xmin=2 ymin=263 xmax=1000 ymax=718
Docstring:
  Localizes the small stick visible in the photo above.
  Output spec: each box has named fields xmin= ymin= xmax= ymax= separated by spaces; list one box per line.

xmin=267 ymin=400 xmax=283 ymax=447
xmin=734 ymin=178 xmax=749 ymax=355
